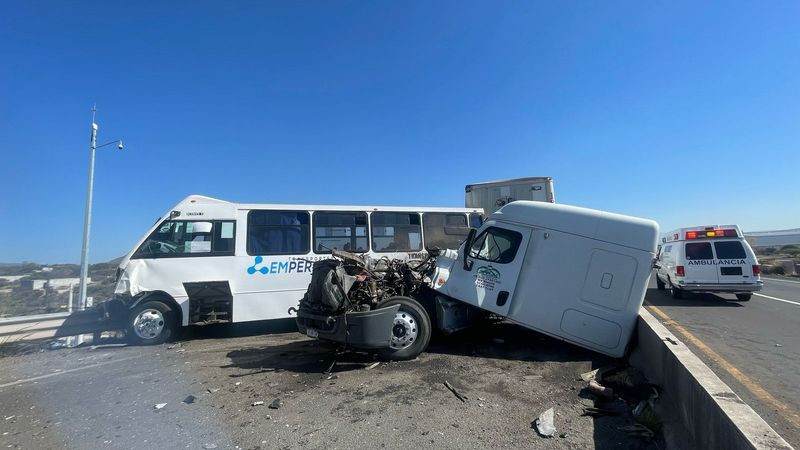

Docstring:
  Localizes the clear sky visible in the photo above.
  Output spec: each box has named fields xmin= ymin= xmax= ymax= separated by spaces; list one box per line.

xmin=1 ymin=1 xmax=799 ymax=263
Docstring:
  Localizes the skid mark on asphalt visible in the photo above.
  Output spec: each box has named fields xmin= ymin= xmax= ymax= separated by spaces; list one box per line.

xmin=645 ymin=303 xmax=800 ymax=430
xmin=0 ymin=356 xmax=138 ymax=389
xmin=753 ymin=293 xmax=800 ymax=307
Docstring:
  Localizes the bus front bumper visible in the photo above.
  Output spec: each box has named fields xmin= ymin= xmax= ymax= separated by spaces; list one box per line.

xmin=295 ymin=305 xmax=400 ymax=349
xmin=676 ymin=281 xmax=764 ymax=293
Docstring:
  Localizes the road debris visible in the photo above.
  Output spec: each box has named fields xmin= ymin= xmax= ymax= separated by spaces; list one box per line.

xmin=4 ymin=415 xmax=15 ymax=421
xmin=206 ymin=388 xmax=220 ymax=394
xmin=183 ymin=395 xmax=196 ymax=404
xmin=167 ymin=343 xmax=182 ymax=349
xmin=534 ymin=407 xmax=556 ymax=437
xmin=582 ymin=407 xmax=620 ymax=417
xmin=324 ymin=359 xmax=337 ymax=374
xmin=365 ymin=362 xmax=380 ymax=370
xmin=252 ymin=401 xmax=265 ymax=407
xmin=202 ymin=444 xmax=217 ymax=449
xmin=580 ymin=368 xmax=600 ymax=382
xmin=559 ymin=432 xmax=568 ymax=438
xmin=443 ymin=381 xmax=467 ymax=402
xmin=268 ymin=398 xmax=282 ymax=409
xmin=588 ymin=380 xmax=615 ymax=399
xmin=154 ymin=403 xmax=167 ymax=410
xmin=775 ymin=343 xmax=783 ymax=348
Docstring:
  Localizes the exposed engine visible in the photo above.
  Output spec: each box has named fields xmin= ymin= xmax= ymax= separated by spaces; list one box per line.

xmin=297 ymin=250 xmax=437 ymax=316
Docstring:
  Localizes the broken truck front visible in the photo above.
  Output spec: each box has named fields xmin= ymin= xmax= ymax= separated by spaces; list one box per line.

xmin=295 ymin=201 xmax=659 ymax=359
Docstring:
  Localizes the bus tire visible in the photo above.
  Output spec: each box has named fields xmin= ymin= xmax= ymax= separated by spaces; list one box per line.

xmin=128 ymin=300 xmax=177 ymax=346
xmin=669 ymin=280 xmax=683 ymax=299
xmin=735 ymin=294 xmax=751 ymax=301
xmin=655 ymin=275 xmax=665 ymax=291
xmin=378 ymin=296 xmax=431 ymax=361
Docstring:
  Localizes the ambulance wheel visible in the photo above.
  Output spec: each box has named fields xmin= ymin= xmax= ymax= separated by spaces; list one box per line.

xmin=735 ymin=294 xmax=751 ymax=301
xmin=378 ymin=296 xmax=431 ymax=361
xmin=656 ymin=275 xmax=666 ymax=291
xmin=127 ymin=300 xmax=177 ymax=345
xmin=669 ymin=280 xmax=683 ymax=299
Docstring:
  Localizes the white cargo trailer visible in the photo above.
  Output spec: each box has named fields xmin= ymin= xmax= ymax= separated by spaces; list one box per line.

xmin=465 ymin=176 xmax=555 ymax=216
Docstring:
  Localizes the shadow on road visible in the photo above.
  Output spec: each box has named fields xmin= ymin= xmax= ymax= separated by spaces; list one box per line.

xmin=645 ymin=287 xmax=745 ymax=308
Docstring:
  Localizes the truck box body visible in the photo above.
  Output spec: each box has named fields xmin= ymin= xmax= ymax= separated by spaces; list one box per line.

xmin=465 ymin=177 xmax=554 ymax=216
xmin=434 ymin=201 xmax=658 ymax=357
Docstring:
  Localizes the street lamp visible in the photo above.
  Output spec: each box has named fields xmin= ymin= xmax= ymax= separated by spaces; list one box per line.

xmin=77 ymin=107 xmax=124 ymax=311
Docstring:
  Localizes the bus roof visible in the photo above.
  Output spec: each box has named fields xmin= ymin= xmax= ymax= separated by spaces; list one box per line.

xmin=176 ymin=195 xmax=483 ymax=214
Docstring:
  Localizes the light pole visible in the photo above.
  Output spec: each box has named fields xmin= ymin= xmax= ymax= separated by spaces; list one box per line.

xmin=77 ymin=107 xmax=124 ymax=311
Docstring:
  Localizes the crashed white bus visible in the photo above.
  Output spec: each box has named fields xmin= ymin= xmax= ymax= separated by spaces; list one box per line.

xmin=101 ymin=195 xmax=483 ymax=345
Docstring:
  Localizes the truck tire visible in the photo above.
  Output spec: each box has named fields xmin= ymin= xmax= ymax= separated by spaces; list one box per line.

xmin=127 ymin=300 xmax=177 ymax=345
xmin=669 ymin=280 xmax=683 ymax=299
xmin=735 ymin=294 xmax=751 ymax=301
xmin=655 ymin=275 xmax=665 ymax=291
xmin=378 ymin=296 xmax=431 ymax=361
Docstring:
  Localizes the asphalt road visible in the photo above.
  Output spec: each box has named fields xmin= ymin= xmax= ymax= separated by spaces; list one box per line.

xmin=644 ymin=275 xmax=800 ymax=448
xmin=0 ymin=320 xmax=666 ymax=450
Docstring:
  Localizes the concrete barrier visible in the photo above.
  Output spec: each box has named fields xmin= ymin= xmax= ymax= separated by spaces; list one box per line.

xmin=630 ymin=308 xmax=792 ymax=450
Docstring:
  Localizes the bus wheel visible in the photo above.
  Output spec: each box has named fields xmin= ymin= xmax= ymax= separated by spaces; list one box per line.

xmin=128 ymin=300 xmax=176 ymax=345
xmin=735 ymin=294 xmax=751 ymax=301
xmin=378 ymin=296 xmax=431 ymax=361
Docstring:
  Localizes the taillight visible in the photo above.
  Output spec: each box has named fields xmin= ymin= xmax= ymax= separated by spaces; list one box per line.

xmin=676 ymin=266 xmax=685 ymax=276
xmin=752 ymin=265 xmax=761 ymax=276
xmin=686 ymin=231 xmax=697 ymax=239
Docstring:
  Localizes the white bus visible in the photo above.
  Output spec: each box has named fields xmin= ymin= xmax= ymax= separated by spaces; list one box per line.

xmin=102 ymin=195 xmax=483 ymax=344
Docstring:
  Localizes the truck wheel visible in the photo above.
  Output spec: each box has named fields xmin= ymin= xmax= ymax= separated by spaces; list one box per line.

xmin=378 ymin=296 xmax=431 ymax=361
xmin=656 ymin=275 xmax=665 ymax=291
xmin=735 ymin=294 xmax=751 ymax=301
xmin=669 ymin=280 xmax=683 ymax=299
xmin=128 ymin=300 xmax=177 ymax=345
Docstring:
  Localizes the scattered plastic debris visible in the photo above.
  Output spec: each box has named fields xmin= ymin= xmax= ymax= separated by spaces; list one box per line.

xmin=252 ymin=401 xmax=265 ymax=406
xmin=443 ymin=381 xmax=467 ymax=403
xmin=580 ymin=369 xmax=600 ymax=382
xmin=365 ymin=362 xmax=380 ymax=370
xmin=154 ymin=403 xmax=167 ymax=410
xmin=268 ymin=398 xmax=282 ymax=409
xmin=534 ymin=407 xmax=556 ymax=437
xmin=183 ymin=395 xmax=196 ymax=404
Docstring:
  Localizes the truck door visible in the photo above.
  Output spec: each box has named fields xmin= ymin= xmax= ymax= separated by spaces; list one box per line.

xmin=684 ymin=241 xmax=718 ymax=285
xmin=443 ymin=223 xmax=531 ymax=316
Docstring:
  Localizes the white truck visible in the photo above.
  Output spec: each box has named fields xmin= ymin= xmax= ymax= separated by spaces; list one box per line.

xmin=465 ymin=176 xmax=555 ymax=215
xmin=296 ymin=200 xmax=658 ymax=359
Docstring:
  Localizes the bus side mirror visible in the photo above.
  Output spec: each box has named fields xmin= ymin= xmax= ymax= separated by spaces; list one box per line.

xmin=463 ymin=228 xmax=476 ymax=271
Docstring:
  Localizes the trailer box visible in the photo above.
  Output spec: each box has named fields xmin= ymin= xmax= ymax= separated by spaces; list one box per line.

xmin=465 ymin=176 xmax=555 ymax=216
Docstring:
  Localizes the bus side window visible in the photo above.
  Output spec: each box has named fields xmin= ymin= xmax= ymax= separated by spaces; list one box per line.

xmin=371 ymin=212 xmax=422 ymax=252
xmin=313 ymin=211 xmax=369 ymax=253
xmin=422 ymin=213 xmax=469 ymax=251
xmin=213 ymin=221 xmax=236 ymax=254
xmin=247 ymin=211 xmax=310 ymax=255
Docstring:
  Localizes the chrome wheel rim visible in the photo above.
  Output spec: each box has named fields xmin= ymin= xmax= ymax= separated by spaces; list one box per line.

xmin=390 ymin=309 xmax=418 ymax=350
xmin=133 ymin=308 xmax=165 ymax=340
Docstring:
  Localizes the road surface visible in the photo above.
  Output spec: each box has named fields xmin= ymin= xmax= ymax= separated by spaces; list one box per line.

xmin=644 ymin=275 xmax=800 ymax=448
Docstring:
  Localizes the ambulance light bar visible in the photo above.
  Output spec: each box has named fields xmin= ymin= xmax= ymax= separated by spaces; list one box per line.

xmin=685 ymin=229 xmax=737 ymax=239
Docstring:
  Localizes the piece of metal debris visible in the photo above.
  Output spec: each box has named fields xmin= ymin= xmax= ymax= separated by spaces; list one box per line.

xmin=268 ymin=398 xmax=282 ymax=409
xmin=580 ymin=369 xmax=600 ymax=382
xmin=534 ymin=407 xmax=556 ymax=437
xmin=252 ymin=401 xmax=265 ymax=406
xmin=443 ymin=381 xmax=467 ymax=403
xmin=582 ymin=407 xmax=620 ymax=417
xmin=588 ymin=380 xmax=615 ymax=399
xmin=366 ymin=362 xmax=380 ymax=370
xmin=183 ymin=395 xmax=196 ymax=404
xmin=154 ymin=403 xmax=167 ymax=410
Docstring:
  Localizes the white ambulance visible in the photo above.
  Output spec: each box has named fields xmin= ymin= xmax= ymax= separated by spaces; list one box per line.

xmin=654 ymin=225 xmax=762 ymax=301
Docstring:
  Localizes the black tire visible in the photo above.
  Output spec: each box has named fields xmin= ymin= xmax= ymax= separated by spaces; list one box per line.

xmin=127 ymin=300 xmax=177 ymax=346
xmin=377 ymin=296 xmax=432 ymax=361
xmin=669 ymin=280 xmax=683 ymax=299
xmin=735 ymin=294 xmax=752 ymax=301
xmin=655 ymin=275 xmax=666 ymax=291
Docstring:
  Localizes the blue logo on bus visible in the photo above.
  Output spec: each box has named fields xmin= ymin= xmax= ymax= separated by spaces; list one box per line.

xmin=247 ymin=256 xmax=314 ymax=275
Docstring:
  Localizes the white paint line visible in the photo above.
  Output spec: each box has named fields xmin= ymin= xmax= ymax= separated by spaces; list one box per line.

xmin=0 ymin=356 xmax=137 ymax=389
xmin=762 ymin=277 xmax=800 ymax=285
xmin=753 ymin=293 xmax=800 ymax=307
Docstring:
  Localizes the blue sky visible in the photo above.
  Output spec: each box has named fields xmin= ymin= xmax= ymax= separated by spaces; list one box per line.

xmin=1 ymin=1 xmax=799 ymax=263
